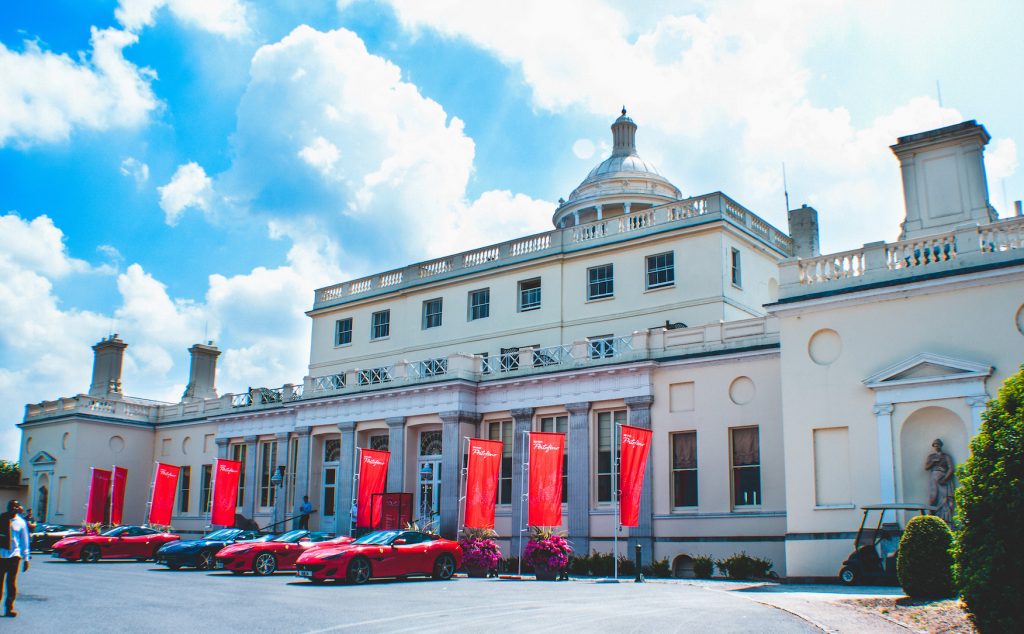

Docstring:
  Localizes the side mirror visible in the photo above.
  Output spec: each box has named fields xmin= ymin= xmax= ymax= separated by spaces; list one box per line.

xmin=392 ymin=538 xmax=407 ymax=546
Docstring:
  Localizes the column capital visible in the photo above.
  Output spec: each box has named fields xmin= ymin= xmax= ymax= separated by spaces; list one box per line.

xmin=385 ymin=416 xmax=407 ymax=428
xmin=565 ymin=401 xmax=591 ymax=415
xmin=214 ymin=437 xmax=229 ymax=447
xmin=872 ymin=403 xmax=894 ymax=416
xmin=510 ymin=407 xmax=535 ymax=422
xmin=275 ymin=432 xmax=290 ymax=440
xmin=337 ymin=421 xmax=356 ymax=433
xmin=293 ymin=427 xmax=311 ymax=437
xmin=624 ymin=395 xmax=654 ymax=409
xmin=439 ymin=410 xmax=480 ymax=425
xmin=965 ymin=395 xmax=989 ymax=408
xmin=243 ymin=435 xmax=258 ymax=444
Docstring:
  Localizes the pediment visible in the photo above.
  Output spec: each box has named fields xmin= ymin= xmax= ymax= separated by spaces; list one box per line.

xmin=29 ymin=451 xmax=57 ymax=466
xmin=863 ymin=353 xmax=992 ymax=389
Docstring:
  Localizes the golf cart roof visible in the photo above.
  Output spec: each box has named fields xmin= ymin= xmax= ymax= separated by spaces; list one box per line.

xmin=860 ymin=504 xmax=937 ymax=511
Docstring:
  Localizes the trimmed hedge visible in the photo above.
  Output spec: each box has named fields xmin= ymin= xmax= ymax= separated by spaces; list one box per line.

xmin=954 ymin=364 xmax=1024 ymax=632
xmin=896 ymin=515 xmax=955 ymax=598
xmin=715 ymin=553 xmax=773 ymax=580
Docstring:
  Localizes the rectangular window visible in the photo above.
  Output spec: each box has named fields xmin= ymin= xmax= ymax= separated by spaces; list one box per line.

xmin=731 ymin=248 xmax=742 ymax=287
xmin=335 ymin=317 xmax=353 ymax=346
xmin=422 ymin=298 xmax=443 ymax=329
xmin=259 ymin=440 xmax=278 ymax=508
xmin=469 ymin=288 xmax=490 ymax=321
xmin=518 ymin=278 xmax=541 ymax=311
xmin=178 ymin=465 xmax=192 ymax=514
xmin=596 ymin=410 xmax=627 ymax=502
xmin=369 ymin=434 xmax=389 ymax=451
xmin=646 ymin=252 xmax=675 ymax=289
xmin=323 ymin=468 xmax=336 ymax=517
xmin=671 ymin=432 xmax=698 ymax=508
xmin=539 ymin=416 xmax=568 ymax=503
xmin=200 ymin=464 xmax=213 ymax=514
xmin=371 ymin=310 xmax=390 ymax=340
xmin=488 ymin=420 xmax=514 ymax=505
xmin=731 ymin=427 xmax=761 ymax=507
xmin=588 ymin=334 xmax=615 ymax=359
xmin=231 ymin=444 xmax=247 ymax=507
xmin=587 ymin=264 xmax=614 ymax=300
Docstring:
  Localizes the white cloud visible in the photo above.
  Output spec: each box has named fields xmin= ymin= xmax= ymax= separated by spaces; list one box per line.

xmin=158 ymin=161 xmax=215 ymax=225
xmin=0 ymin=27 xmax=159 ymax=147
xmin=0 ymin=213 xmax=90 ymax=278
xmin=120 ymin=156 xmax=150 ymax=186
xmin=298 ymin=136 xmax=341 ymax=178
xmin=572 ymin=138 xmax=595 ymax=160
xmin=116 ymin=0 xmax=250 ymax=38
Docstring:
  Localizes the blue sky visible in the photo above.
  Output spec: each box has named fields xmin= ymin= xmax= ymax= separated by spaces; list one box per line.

xmin=2 ymin=0 xmax=1022 ymax=460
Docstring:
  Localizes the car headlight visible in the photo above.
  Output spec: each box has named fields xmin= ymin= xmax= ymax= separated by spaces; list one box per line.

xmin=233 ymin=547 xmax=253 ymax=554
xmin=323 ymin=552 xmax=345 ymax=560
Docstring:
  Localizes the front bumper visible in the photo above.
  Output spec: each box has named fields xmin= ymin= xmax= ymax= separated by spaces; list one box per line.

xmin=215 ymin=556 xmax=251 ymax=572
xmin=155 ymin=551 xmax=199 ymax=567
xmin=296 ymin=562 xmax=339 ymax=579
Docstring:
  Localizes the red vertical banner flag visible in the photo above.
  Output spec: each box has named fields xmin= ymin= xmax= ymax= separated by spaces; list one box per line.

xmin=528 ymin=432 xmax=565 ymax=527
xmin=356 ymin=449 xmax=390 ymax=528
xmin=618 ymin=425 xmax=653 ymax=527
xmin=464 ymin=439 xmax=503 ymax=529
xmin=109 ymin=466 xmax=128 ymax=525
xmin=211 ymin=459 xmax=242 ymax=526
xmin=86 ymin=468 xmax=112 ymax=524
xmin=148 ymin=463 xmax=180 ymax=526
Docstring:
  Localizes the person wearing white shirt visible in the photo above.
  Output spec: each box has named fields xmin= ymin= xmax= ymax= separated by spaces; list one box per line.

xmin=0 ymin=499 xmax=31 ymax=618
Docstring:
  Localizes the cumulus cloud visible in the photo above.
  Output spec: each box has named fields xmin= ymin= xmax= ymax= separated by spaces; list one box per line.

xmin=116 ymin=0 xmax=250 ymax=38
xmin=0 ymin=27 xmax=159 ymax=147
xmin=120 ymin=156 xmax=150 ymax=187
xmin=158 ymin=161 xmax=216 ymax=225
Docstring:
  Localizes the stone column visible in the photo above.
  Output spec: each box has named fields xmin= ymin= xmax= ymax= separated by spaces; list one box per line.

xmin=566 ymin=402 xmax=592 ymax=557
xmin=292 ymin=428 xmax=311 ymax=528
xmin=242 ymin=435 xmax=258 ymax=520
xmin=509 ymin=407 xmax=534 ymax=557
xmin=274 ymin=432 xmax=289 ymax=529
xmin=874 ymin=403 xmax=896 ymax=504
xmin=336 ymin=422 xmax=356 ymax=536
xmin=215 ymin=437 xmax=229 ymax=460
xmin=624 ymin=395 xmax=654 ymax=566
xmin=386 ymin=417 xmax=406 ymax=493
xmin=439 ymin=411 xmax=477 ymax=539
xmin=965 ymin=395 xmax=988 ymax=436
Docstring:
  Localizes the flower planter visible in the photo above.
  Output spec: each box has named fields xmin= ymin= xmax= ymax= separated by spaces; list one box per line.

xmin=533 ymin=562 xmax=559 ymax=581
xmin=465 ymin=564 xmax=490 ymax=578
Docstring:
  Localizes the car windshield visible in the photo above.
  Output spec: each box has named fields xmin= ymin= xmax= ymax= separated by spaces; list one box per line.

xmin=273 ymin=530 xmax=309 ymax=543
xmin=353 ymin=530 xmax=401 ymax=545
xmin=101 ymin=527 xmax=130 ymax=537
xmin=204 ymin=529 xmax=240 ymax=541
xmin=251 ymin=534 xmax=275 ymax=542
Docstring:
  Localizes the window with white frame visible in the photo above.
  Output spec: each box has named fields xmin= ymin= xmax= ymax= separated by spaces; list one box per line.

xmin=596 ymin=409 xmax=626 ymax=502
xmin=646 ymin=252 xmax=675 ymax=289
xmin=258 ymin=440 xmax=278 ymax=508
xmin=200 ymin=464 xmax=213 ymax=514
xmin=371 ymin=310 xmax=390 ymax=340
xmin=178 ymin=465 xmax=191 ymax=514
xmin=369 ymin=434 xmax=389 ymax=451
xmin=671 ymin=431 xmax=698 ymax=508
xmin=730 ymin=426 xmax=761 ymax=506
xmin=335 ymin=317 xmax=352 ymax=346
xmin=231 ymin=444 xmax=247 ymax=507
xmin=539 ymin=415 xmax=568 ymax=503
xmin=587 ymin=264 xmax=614 ymax=300
xmin=488 ymin=420 xmax=514 ymax=504
xmin=518 ymin=278 xmax=541 ymax=311
xmin=469 ymin=288 xmax=490 ymax=321
xmin=730 ymin=248 xmax=742 ymax=287
xmin=422 ymin=298 xmax=443 ymax=329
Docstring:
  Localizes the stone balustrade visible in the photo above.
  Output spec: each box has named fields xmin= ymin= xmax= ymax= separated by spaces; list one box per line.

xmin=313 ymin=191 xmax=793 ymax=309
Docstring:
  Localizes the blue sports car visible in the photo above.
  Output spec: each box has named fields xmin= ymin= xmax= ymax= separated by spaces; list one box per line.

xmin=155 ymin=529 xmax=269 ymax=570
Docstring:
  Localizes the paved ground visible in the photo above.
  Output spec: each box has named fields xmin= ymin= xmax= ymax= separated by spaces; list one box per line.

xmin=732 ymin=583 xmax=911 ymax=633
xmin=10 ymin=557 xmax=821 ymax=633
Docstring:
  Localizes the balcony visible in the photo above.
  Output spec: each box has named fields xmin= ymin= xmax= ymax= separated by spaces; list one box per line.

xmin=312 ymin=192 xmax=793 ymax=310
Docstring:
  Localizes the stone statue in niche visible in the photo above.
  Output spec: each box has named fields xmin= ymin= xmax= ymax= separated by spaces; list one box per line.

xmin=925 ymin=438 xmax=956 ymax=525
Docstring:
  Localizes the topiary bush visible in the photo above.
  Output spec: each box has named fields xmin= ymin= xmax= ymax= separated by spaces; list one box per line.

xmin=897 ymin=514 xmax=955 ymax=599
xmin=693 ymin=555 xmax=715 ymax=579
xmin=954 ymin=365 xmax=1024 ymax=632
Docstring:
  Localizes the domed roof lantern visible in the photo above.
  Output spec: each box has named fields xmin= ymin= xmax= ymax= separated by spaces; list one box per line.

xmin=611 ymin=106 xmax=638 ymax=157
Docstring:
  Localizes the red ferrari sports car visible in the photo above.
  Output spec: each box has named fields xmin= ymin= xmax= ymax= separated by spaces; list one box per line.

xmin=51 ymin=526 xmax=180 ymax=562
xmin=295 ymin=530 xmax=461 ymax=584
xmin=214 ymin=530 xmax=350 ymax=575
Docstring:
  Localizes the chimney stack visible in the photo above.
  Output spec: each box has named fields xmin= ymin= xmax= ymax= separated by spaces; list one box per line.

xmin=89 ymin=335 xmax=127 ymax=398
xmin=181 ymin=342 xmax=221 ymax=402
xmin=787 ymin=204 xmax=820 ymax=258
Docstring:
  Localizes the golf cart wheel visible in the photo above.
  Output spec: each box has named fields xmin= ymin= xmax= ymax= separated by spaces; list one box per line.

xmin=839 ymin=566 xmax=857 ymax=585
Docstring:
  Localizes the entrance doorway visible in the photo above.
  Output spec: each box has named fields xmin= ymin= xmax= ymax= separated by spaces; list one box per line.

xmin=321 ymin=466 xmax=337 ymax=533
xmin=416 ymin=430 xmax=442 ymax=530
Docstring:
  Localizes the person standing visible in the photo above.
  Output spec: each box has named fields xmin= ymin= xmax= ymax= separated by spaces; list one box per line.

xmin=299 ymin=496 xmax=315 ymax=530
xmin=0 ymin=499 xmax=31 ymax=618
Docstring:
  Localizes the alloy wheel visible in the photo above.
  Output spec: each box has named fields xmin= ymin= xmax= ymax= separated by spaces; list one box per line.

xmin=82 ymin=545 xmax=101 ymax=563
xmin=254 ymin=553 xmax=277 ymax=576
xmin=433 ymin=554 xmax=456 ymax=580
xmin=197 ymin=550 xmax=214 ymax=570
xmin=348 ymin=557 xmax=371 ymax=584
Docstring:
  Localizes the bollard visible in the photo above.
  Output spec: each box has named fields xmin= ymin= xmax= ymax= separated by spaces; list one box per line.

xmin=634 ymin=543 xmax=644 ymax=583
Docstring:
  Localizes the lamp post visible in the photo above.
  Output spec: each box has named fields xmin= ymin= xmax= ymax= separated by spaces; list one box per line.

xmin=271 ymin=466 xmax=284 ymax=531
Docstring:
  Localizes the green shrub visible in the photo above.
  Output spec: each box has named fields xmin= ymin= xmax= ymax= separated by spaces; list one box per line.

xmin=896 ymin=515 xmax=955 ymax=598
xmin=954 ymin=365 xmax=1024 ymax=631
xmin=588 ymin=551 xmax=615 ymax=576
xmin=693 ymin=555 xmax=715 ymax=579
xmin=715 ymin=553 xmax=773 ymax=580
xmin=569 ymin=553 xmax=591 ymax=576
xmin=646 ymin=557 xmax=672 ymax=578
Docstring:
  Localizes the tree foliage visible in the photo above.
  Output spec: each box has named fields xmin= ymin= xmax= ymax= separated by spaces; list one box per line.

xmin=0 ymin=460 xmax=20 ymax=486
xmin=954 ymin=364 xmax=1024 ymax=632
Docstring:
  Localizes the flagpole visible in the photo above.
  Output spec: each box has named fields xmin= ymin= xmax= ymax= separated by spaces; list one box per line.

xmin=458 ymin=436 xmax=470 ymax=536
xmin=109 ymin=465 xmax=116 ymax=526
xmin=351 ymin=447 xmax=361 ymax=537
xmin=613 ymin=424 xmax=619 ymax=580
xmin=209 ymin=460 xmax=217 ymax=531
xmin=145 ymin=461 xmax=157 ymax=528
xmin=518 ymin=430 xmax=529 ymax=577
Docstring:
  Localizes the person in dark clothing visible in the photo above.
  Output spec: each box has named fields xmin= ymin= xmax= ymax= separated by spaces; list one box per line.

xmin=0 ymin=499 xmax=31 ymax=618
xmin=299 ymin=496 xmax=315 ymax=530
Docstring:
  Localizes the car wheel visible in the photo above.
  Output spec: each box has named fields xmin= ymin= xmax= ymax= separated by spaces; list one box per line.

xmin=196 ymin=550 xmax=215 ymax=570
xmin=254 ymin=552 xmax=277 ymax=576
xmin=432 ymin=554 xmax=456 ymax=580
xmin=347 ymin=557 xmax=371 ymax=585
xmin=839 ymin=566 xmax=857 ymax=585
xmin=81 ymin=545 xmax=101 ymax=563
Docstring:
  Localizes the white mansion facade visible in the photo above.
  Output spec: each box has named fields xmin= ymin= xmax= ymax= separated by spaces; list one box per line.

xmin=18 ymin=113 xmax=1024 ymax=578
